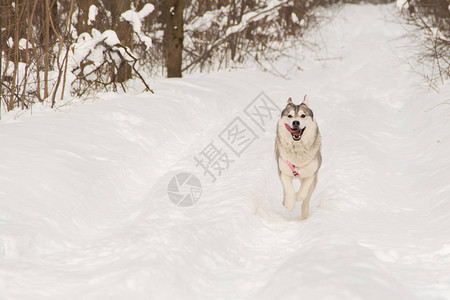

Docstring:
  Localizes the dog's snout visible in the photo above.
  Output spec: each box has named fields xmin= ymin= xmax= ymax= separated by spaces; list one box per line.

xmin=292 ymin=120 xmax=300 ymax=127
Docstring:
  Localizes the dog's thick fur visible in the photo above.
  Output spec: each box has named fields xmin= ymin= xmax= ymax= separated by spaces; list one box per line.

xmin=275 ymin=97 xmax=322 ymax=219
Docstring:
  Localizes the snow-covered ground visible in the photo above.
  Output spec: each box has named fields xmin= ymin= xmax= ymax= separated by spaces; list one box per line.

xmin=1 ymin=4 xmax=450 ymax=299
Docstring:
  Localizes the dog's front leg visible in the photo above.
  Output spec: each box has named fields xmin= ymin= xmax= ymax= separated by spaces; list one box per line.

xmin=280 ymin=173 xmax=296 ymax=212
xmin=296 ymin=175 xmax=316 ymax=220
xmin=296 ymin=176 xmax=313 ymax=203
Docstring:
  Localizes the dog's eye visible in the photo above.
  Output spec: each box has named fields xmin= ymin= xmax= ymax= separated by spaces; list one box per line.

xmin=301 ymin=114 xmax=306 ymax=118
xmin=288 ymin=115 xmax=293 ymax=118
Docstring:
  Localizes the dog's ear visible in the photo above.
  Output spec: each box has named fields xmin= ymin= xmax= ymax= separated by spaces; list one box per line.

xmin=302 ymin=95 xmax=309 ymax=106
xmin=287 ymin=97 xmax=293 ymax=105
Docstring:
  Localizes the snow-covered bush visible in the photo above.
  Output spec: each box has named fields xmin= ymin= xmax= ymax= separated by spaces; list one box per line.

xmin=69 ymin=3 xmax=155 ymax=96
xmin=69 ymin=29 xmax=152 ymax=96
xmin=399 ymin=0 xmax=450 ymax=87
xmin=182 ymin=0 xmax=319 ymax=73
xmin=0 ymin=0 xmax=154 ymax=112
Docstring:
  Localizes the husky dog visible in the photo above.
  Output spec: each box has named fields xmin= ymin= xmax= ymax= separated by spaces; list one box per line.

xmin=275 ymin=96 xmax=322 ymax=220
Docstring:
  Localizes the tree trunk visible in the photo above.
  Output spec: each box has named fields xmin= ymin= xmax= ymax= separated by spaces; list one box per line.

xmin=77 ymin=0 xmax=91 ymax=34
xmin=104 ymin=0 xmax=132 ymax=83
xmin=43 ymin=0 xmax=50 ymax=100
xmin=164 ymin=0 xmax=185 ymax=78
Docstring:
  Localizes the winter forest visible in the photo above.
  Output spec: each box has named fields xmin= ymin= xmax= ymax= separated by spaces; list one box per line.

xmin=1 ymin=0 xmax=450 ymax=299
xmin=1 ymin=0 xmax=449 ymax=111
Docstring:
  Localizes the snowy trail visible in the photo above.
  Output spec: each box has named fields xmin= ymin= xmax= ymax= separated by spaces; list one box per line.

xmin=1 ymin=4 xmax=450 ymax=300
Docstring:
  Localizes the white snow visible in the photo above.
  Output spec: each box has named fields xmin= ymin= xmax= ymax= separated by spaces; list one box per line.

xmin=291 ymin=12 xmax=300 ymax=24
xmin=102 ymin=29 xmax=121 ymax=47
xmin=91 ymin=28 xmax=101 ymax=38
xmin=88 ymin=5 xmax=98 ymax=26
xmin=120 ymin=4 xmax=154 ymax=33
xmin=121 ymin=10 xmax=143 ymax=33
xmin=120 ymin=4 xmax=154 ymax=50
xmin=1 ymin=4 xmax=450 ymax=299
xmin=138 ymin=3 xmax=155 ymax=19
xmin=18 ymin=38 xmax=33 ymax=50
xmin=6 ymin=37 xmax=13 ymax=48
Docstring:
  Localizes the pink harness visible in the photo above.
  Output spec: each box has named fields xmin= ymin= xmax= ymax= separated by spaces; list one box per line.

xmin=285 ymin=160 xmax=299 ymax=176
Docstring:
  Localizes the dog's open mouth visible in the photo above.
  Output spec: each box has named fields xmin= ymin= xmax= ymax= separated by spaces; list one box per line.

xmin=285 ymin=123 xmax=305 ymax=141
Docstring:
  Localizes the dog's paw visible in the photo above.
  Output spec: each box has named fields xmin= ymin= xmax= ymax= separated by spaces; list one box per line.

xmin=300 ymin=208 xmax=309 ymax=220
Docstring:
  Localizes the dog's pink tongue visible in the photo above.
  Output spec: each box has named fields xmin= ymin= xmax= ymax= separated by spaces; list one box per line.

xmin=285 ymin=123 xmax=300 ymax=135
